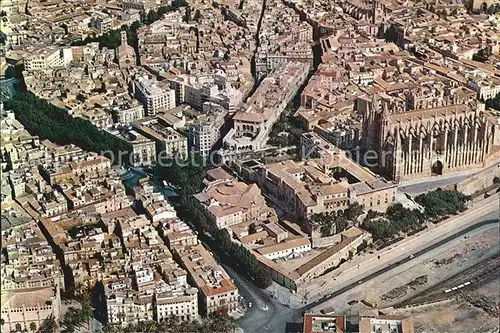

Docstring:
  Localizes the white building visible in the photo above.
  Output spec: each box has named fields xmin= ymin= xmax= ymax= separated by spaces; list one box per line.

xmin=24 ymin=47 xmax=68 ymax=71
xmin=169 ymin=73 xmax=243 ymax=113
xmin=111 ymin=103 xmax=145 ymax=125
xmin=106 ymin=292 xmax=154 ymax=326
xmin=155 ymin=289 xmax=198 ymax=322
xmin=188 ymin=103 xmax=227 ymax=157
xmin=256 ymin=238 xmax=312 ymax=260
xmin=134 ymin=267 xmax=154 ymax=287
xmin=134 ymin=76 xmax=176 ymax=116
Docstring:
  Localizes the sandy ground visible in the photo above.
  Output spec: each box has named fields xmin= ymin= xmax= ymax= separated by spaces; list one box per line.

xmin=393 ymin=277 xmax=499 ymax=333
xmin=310 ymin=222 xmax=500 ymax=318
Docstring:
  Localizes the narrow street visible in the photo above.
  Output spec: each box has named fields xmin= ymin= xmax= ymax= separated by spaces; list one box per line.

xmin=248 ymin=0 xmax=267 ymax=96
xmin=223 ymin=265 xmax=301 ymax=333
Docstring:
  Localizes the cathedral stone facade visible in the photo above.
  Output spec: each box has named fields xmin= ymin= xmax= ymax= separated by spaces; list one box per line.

xmin=361 ymin=96 xmax=500 ymax=182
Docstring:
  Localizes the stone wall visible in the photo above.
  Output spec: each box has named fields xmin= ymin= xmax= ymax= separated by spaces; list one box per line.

xmin=455 ymin=162 xmax=500 ymax=196
xmin=311 ymin=234 xmax=342 ymax=248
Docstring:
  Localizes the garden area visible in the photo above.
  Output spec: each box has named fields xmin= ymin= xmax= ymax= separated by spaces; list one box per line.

xmin=362 ymin=189 xmax=469 ymax=242
xmin=267 ymin=107 xmax=304 ymax=148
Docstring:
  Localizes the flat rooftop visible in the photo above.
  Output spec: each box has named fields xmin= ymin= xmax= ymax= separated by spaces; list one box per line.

xmin=303 ymin=314 xmax=345 ymax=333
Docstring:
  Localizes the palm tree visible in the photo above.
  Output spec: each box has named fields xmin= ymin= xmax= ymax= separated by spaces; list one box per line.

xmin=312 ymin=212 xmax=334 ymax=237
xmin=38 ymin=315 xmax=58 ymax=333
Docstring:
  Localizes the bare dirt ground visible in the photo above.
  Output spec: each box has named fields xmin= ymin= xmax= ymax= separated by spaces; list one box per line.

xmin=310 ymin=223 xmax=499 ymax=318
xmin=374 ymin=226 xmax=500 ymax=308
xmin=393 ymin=277 xmax=499 ymax=333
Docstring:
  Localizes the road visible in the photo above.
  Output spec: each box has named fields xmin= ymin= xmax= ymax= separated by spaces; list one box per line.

xmin=224 ymin=265 xmax=301 ymax=333
xmin=301 ymin=213 xmax=500 ymax=312
xmin=398 ymin=170 xmax=475 ymax=195
xmin=306 ymin=215 xmax=500 ymax=316
xmin=232 ymin=208 xmax=499 ymax=333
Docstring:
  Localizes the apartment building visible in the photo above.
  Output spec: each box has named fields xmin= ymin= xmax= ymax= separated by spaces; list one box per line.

xmin=24 ymin=47 xmax=67 ymax=71
xmin=111 ymin=102 xmax=145 ymax=125
xmin=188 ymin=103 xmax=227 ymax=157
xmin=194 ymin=167 xmax=270 ymax=229
xmin=159 ymin=218 xmax=198 ymax=250
xmin=90 ymin=11 xmax=114 ymax=33
xmin=40 ymin=153 xmax=111 ymax=186
xmin=1 ymin=106 xmax=44 ymax=171
xmin=168 ymin=73 xmax=243 ymax=113
xmin=155 ymin=289 xmax=198 ymax=322
xmin=134 ymin=76 xmax=176 ymax=116
xmin=176 ymin=244 xmax=239 ymax=317
xmin=132 ymin=117 xmax=188 ymax=159
xmin=122 ymin=0 xmax=156 ymax=12
xmin=106 ymin=128 xmax=156 ymax=166
xmin=1 ymin=222 xmax=64 ymax=332
xmin=106 ymin=292 xmax=154 ymax=325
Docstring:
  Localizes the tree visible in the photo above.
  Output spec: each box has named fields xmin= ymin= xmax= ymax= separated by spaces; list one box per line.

xmin=249 ymin=223 xmax=257 ymax=234
xmin=102 ymin=325 xmax=120 ymax=333
xmin=344 ymin=203 xmax=364 ymax=221
xmin=30 ymin=322 xmax=37 ymax=332
xmin=362 ymin=202 xmax=425 ymax=241
xmin=145 ymin=10 xmax=159 ymax=24
xmin=60 ymin=23 xmax=68 ymax=34
xmin=486 ymin=4 xmax=500 ymax=14
xmin=209 ymin=316 xmax=239 ymax=333
xmin=38 ymin=315 xmax=58 ymax=333
xmin=183 ymin=6 xmax=192 ymax=22
xmin=210 ymin=228 xmax=272 ymax=288
xmin=5 ymin=93 xmax=129 ymax=164
xmin=254 ymin=266 xmax=273 ymax=288
xmin=415 ymin=189 xmax=468 ymax=218
xmin=311 ymin=212 xmax=333 ymax=237
xmin=384 ymin=25 xmax=398 ymax=42
xmin=311 ymin=211 xmax=349 ymax=237
xmin=362 ymin=218 xmax=396 ymax=241
xmin=193 ymin=9 xmax=201 ymax=22
xmin=493 ymin=176 xmax=500 ymax=184
xmin=335 ymin=215 xmax=348 ymax=233
xmin=267 ymin=113 xmax=304 ymax=148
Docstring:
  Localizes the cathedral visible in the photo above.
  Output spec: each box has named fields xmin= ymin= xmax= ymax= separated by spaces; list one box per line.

xmin=360 ymin=95 xmax=500 ymax=182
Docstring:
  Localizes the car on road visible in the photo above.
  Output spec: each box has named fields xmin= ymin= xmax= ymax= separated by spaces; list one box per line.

xmin=362 ymin=298 xmax=377 ymax=308
xmin=248 ymin=302 xmax=252 ymax=308
xmin=409 ymin=254 xmax=414 ymax=259
xmin=358 ymin=280 xmax=363 ymax=284
xmin=347 ymin=300 xmax=358 ymax=305
xmin=320 ymin=307 xmax=335 ymax=315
